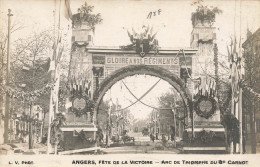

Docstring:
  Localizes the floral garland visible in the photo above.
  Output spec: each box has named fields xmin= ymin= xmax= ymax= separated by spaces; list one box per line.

xmin=194 ymin=95 xmax=217 ymax=119
xmin=0 ymin=82 xmax=54 ymax=102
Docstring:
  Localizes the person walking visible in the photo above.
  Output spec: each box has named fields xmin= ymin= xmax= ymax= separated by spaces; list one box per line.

xmin=150 ymin=133 xmax=155 ymax=142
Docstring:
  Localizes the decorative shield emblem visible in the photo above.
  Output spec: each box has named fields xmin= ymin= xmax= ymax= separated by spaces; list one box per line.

xmin=136 ymin=39 xmax=150 ymax=57
xmin=199 ymin=100 xmax=212 ymax=112
xmin=73 ymin=98 xmax=86 ymax=111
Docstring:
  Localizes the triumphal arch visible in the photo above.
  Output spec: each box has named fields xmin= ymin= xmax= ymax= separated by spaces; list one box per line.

xmin=59 ymin=16 xmax=225 ymax=153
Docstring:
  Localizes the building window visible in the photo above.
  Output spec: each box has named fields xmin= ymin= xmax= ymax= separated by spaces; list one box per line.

xmin=88 ymin=35 xmax=92 ymax=41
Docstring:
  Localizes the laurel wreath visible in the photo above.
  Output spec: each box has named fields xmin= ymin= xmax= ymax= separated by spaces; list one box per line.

xmin=194 ymin=95 xmax=217 ymax=119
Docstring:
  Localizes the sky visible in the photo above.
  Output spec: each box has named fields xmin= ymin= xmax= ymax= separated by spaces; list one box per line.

xmin=1 ymin=0 xmax=260 ymax=119
xmin=2 ymin=0 xmax=260 ymax=51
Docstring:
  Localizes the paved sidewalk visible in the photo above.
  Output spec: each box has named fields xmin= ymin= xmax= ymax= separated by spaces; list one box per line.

xmin=0 ymin=142 xmax=47 ymax=155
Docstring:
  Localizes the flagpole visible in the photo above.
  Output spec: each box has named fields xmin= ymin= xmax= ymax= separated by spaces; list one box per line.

xmin=4 ymin=9 xmax=13 ymax=144
xmin=47 ymin=2 xmax=57 ymax=154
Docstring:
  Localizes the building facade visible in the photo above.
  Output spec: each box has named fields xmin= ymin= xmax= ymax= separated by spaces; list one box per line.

xmin=242 ymin=28 xmax=260 ymax=152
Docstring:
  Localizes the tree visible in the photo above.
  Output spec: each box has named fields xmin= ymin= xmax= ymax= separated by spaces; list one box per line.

xmin=3 ymin=29 xmax=54 ymax=149
xmin=97 ymin=100 xmax=134 ymax=145
xmin=0 ymin=16 xmax=24 ymax=144
xmin=157 ymin=89 xmax=184 ymax=139
xmin=97 ymin=101 xmax=109 ymax=133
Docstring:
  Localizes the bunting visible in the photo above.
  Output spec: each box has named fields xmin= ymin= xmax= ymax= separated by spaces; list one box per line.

xmin=65 ymin=74 xmax=92 ymax=110
xmin=64 ymin=0 xmax=72 ymax=21
xmin=47 ymin=0 xmax=73 ymax=155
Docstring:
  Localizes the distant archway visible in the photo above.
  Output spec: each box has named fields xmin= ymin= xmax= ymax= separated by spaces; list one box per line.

xmin=93 ymin=65 xmax=192 ymax=122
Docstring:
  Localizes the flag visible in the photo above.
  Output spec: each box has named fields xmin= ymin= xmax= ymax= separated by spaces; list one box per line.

xmin=52 ymin=78 xmax=60 ymax=104
xmin=47 ymin=0 xmax=67 ymax=155
xmin=205 ymin=79 xmax=209 ymax=96
xmin=64 ymin=0 xmax=72 ymax=21
xmin=70 ymin=80 xmax=74 ymax=92
xmin=56 ymin=45 xmax=64 ymax=67
xmin=88 ymin=81 xmax=92 ymax=97
xmin=194 ymin=83 xmax=199 ymax=96
xmin=212 ymin=80 xmax=216 ymax=96
xmin=48 ymin=42 xmax=57 ymax=73
xmin=65 ymin=97 xmax=72 ymax=109
xmin=84 ymin=80 xmax=91 ymax=97
xmin=232 ymin=38 xmax=237 ymax=62
xmin=209 ymin=79 xmax=213 ymax=96
xmin=201 ymin=78 xmax=206 ymax=96
xmin=227 ymin=45 xmax=231 ymax=63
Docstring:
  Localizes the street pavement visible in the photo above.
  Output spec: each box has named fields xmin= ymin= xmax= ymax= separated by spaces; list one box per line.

xmin=0 ymin=132 xmax=180 ymax=155
xmin=1 ymin=132 xmax=259 ymax=154
xmin=128 ymin=132 xmax=150 ymax=142
xmin=103 ymin=132 xmax=181 ymax=154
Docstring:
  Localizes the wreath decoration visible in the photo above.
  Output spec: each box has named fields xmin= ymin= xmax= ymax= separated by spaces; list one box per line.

xmin=0 ymin=82 xmax=54 ymax=103
xmin=194 ymin=95 xmax=217 ymax=119
xmin=69 ymin=95 xmax=94 ymax=117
